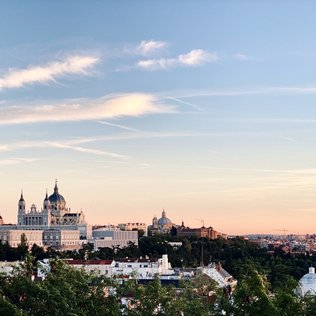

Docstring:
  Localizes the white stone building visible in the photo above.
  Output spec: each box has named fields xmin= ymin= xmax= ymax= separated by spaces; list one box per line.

xmin=92 ymin=228 xmax=138 ymax=250
xmin=0 ymin=181 xmax=91 ymax=249
xmin=0 ymin=229 xmax=44 ymax=247
xmin=43 ymin=229 xmax=81 ymax=249
xmin=201 ymin=262 xmax=238 ymax=289
xmin=38 ymin=254 xmax=174 ymax=280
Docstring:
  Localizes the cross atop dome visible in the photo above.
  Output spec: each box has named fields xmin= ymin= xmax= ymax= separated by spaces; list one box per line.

xmin=54 ymin=179 xmax=58 ymax=193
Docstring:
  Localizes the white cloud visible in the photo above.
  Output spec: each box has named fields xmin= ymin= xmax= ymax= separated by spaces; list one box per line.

xmin=0 ymin=93 xmax=173 ymax=125
xmin=234 ymin=53 xmax=252 ymax=61
xmin=0 ymin=55 xmax=99 ymax=90
xmin=137 ymin=49 xmax=218 ymax=70
xmin=136 ymin=40 xmax=167 ymax=55
xmin=137 ymin=58 xmax=176 ymax=70
xmin=178 ymin=50 xmax=218 ymax=65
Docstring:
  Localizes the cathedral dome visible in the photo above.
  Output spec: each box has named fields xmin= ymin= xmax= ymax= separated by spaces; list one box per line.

xmin=297 ymin=267 xmax=316 ymax=296
xmin=157 ymin=210 xmax=172 ymax=227
xmin=48 ymin=181 xmax=66 ymax=209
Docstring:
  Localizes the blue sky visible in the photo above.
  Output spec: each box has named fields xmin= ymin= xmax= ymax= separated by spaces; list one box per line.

xmin=1 ymin=1 xmax=316 ymax=234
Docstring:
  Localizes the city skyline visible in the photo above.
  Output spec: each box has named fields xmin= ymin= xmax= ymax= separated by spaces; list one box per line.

xmin=1 ymin=2 xmax=316 ymax=234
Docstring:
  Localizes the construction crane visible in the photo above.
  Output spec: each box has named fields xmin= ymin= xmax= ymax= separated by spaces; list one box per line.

xmin=274 ymin=229 xmax=289 ymax=239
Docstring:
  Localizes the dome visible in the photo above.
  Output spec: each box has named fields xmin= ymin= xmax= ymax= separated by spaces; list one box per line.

xmin=48 ymin=181 xmax=66 ymax=209
xmin=297 ymin=267 xmax=316 ymax=296
xmin=157 ymin=210 xmax=172 ymax=227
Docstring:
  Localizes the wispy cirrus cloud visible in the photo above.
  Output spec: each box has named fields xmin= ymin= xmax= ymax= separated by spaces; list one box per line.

xmin=136 ymin=40 xmax=167 ymax=55
xmin=233 ymin=53 xmax=253 ymax=61
xmin=163 ymin=85 xmax=316 ymax=99
xmin=0 ymin=55 xmax=99 ymax=90
xmin=48 ymin=142 xmax=127 ymax=159
xmin=197 ymin=166 xmax=316 ymax=175
xmin=96 ymin=120 xmax=139 ymax=132
xmin=137 ymin=49 xmax=218 ymax=70
xmin=0 ymin=158 xmax=38 ymax=166
xmin=0 ymin=140 xmax=128 ymax=159
xmin=0 ymin=131 xmax=228 ymax=155
xmin=0 ymin=93 xmax=173 ymax=125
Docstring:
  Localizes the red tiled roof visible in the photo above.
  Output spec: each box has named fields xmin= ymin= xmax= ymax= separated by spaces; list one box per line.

xmin=65 ymin=259 xmax=113 ymax=265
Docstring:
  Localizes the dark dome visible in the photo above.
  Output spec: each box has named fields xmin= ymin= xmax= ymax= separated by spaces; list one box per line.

xmin=49 ymin=181 xmax=66 ymax=207
xmin=48 ymin=192 xmax=66 ymax=204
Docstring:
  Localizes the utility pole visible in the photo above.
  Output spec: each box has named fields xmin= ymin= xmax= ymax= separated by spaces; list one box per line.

xmin=200 ymin=219 xmax=204 ymax=267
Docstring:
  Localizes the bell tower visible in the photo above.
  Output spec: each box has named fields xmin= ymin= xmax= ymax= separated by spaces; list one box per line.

xmin=43 ymin=190 xmax=51 ymax=226
xmin=17 ymin=191 xmax=26 ymax=225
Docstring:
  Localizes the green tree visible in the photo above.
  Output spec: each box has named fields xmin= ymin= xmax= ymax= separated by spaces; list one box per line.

xmin=229 ymin=269 xmax=278 ymax=316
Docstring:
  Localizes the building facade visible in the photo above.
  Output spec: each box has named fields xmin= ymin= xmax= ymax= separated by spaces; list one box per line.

xmin=117 ymin=222 xmax=148 ymax=236
xmin=0 ymin=229 xmax=44 ymax=247
xmin=176 ymin=222 xmax=227 ymax=240
xmin=92 ymin=227 xmax=138 ymax=250
xmin=0 ymin=181 xmax=91 ymax=249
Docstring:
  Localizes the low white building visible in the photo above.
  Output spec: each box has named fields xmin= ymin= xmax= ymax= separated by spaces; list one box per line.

xmin=201 ymin=262 xmax=237 ymax=289
xmin=110 ymin=254 xmax=173 ymax=279
xmin=38 ymin=254 xmax=174 ymax=280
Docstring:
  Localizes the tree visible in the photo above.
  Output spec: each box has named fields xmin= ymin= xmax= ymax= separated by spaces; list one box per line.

xmin=17 ymin=233 xmax=29 ymax=259
xmin=228 ymin=269 xmax=278 ymax=316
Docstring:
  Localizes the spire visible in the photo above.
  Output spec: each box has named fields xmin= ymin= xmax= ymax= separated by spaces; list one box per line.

xmin=54 ymin=179 xmax=58 ymax=193
xmin=162 ymin=209 xmax=166 ymax=218
xmin=19 ymin=190 xmax=24 ymax=201
xmin=44 ymin=189 xmax=48 ymax=200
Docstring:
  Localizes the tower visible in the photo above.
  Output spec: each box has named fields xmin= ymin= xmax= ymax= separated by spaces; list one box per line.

xmin=43 ymin=191 xmax=51 ymax=226
xmin=152 ymin=216 xmax=158 ymax=229
xmin=17 ymin=191 xmax=26 ymax=225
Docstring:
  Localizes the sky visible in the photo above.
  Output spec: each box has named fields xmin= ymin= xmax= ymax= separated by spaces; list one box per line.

xmin=1 ymin=1 xmax=316 ymax=234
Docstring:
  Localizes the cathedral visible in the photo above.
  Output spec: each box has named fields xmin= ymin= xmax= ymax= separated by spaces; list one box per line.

xmin=148 ymin=210 xmax=174 ymax=235
xmin=1 ymin=180 xmax=92 ymax=240
xmin=18 ymin=180 xmax=86 ymax=228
